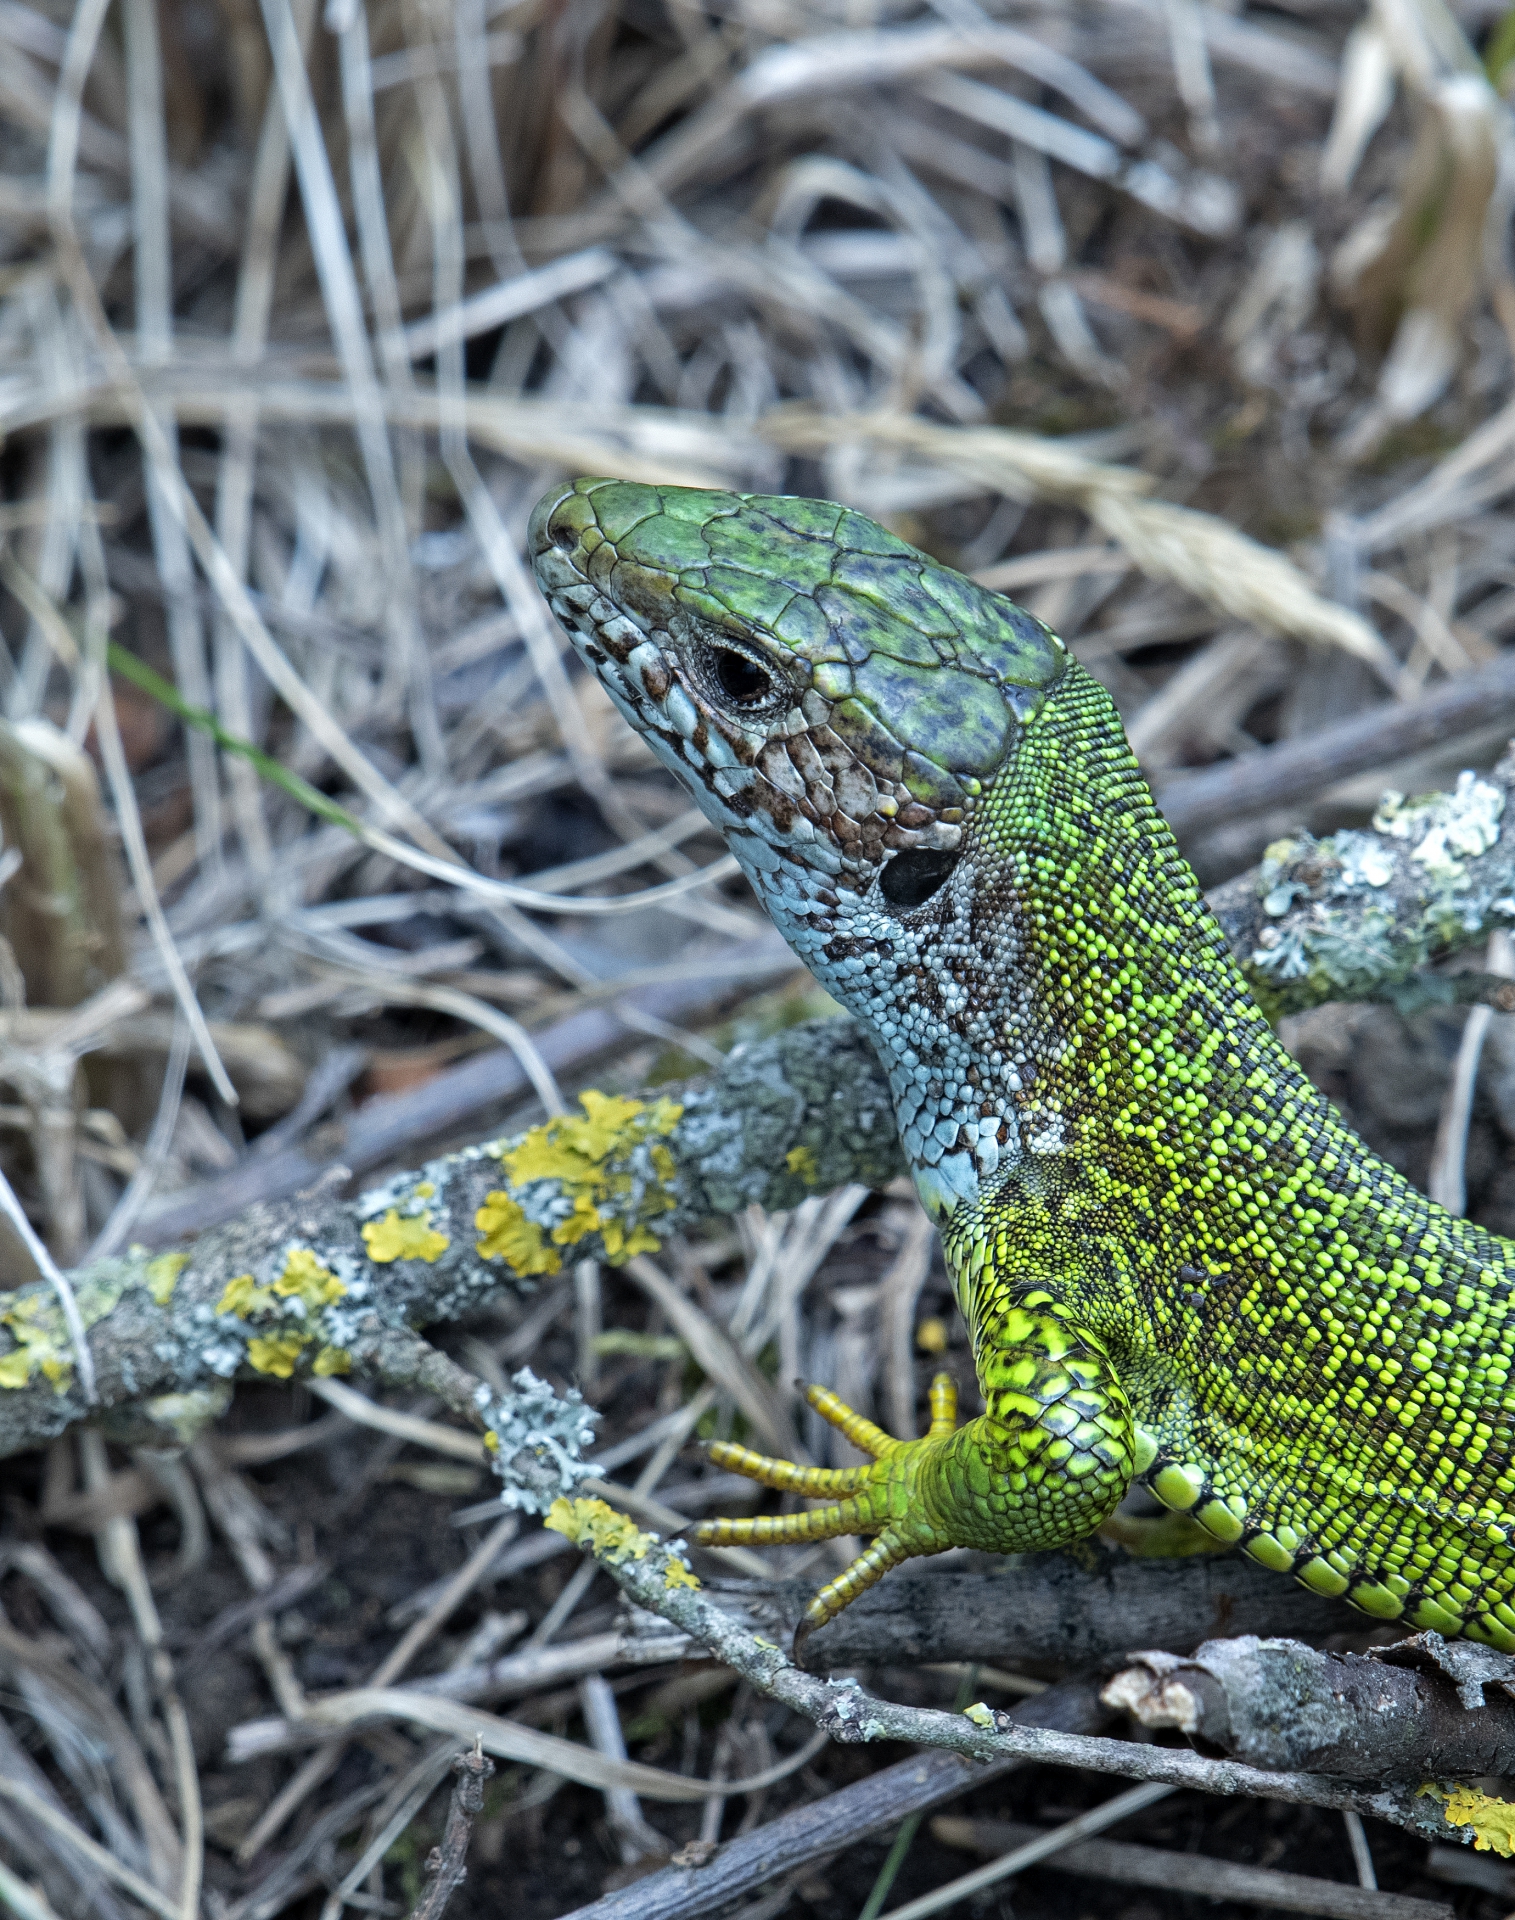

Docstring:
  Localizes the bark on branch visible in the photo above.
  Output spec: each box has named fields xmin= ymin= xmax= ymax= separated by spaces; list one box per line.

xmin=628 ymin=1546 xmax=1350 ymax=1671
xmin=6 ymin=749 xmax=1515 ymax=1459
xmin=1103 ymin=1630 xmax=1515 ymax=1779
xmin=540 ymin=1501 xmax=1514 ymax=1852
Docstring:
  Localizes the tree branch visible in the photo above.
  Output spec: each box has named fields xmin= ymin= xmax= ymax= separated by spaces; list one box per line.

xmin=1210 ymin=741 xmax=1515 ymax=1017
xmin=220 ymin=1548 xmax=1345 ymax=1766
xmin=5 ymin=748 xmax=1515 ymax=1459
xmin=623 ymin=1545 xmax=1349 ymax=1671
xmin=0 ymin=1019 xmax=901 ymax=1459
xmin=1103 ymin=1630 xmax=1515 ymax=1777
xmin=540 ymin=1501 xmax=1515 ymax=1854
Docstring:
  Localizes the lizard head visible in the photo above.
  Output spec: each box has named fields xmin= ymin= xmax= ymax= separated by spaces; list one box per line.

xmin=528 ymin=477 xmax=1068 ymax=914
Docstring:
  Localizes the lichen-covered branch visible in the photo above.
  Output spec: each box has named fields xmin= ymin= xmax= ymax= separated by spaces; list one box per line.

xmin=539 ymin=1498 xmax=1514 ymax=1852
xmin=1213 ymin=742 xmax=1515 ymax=1017
xmin=0 ymin=1020 xmax=902 ymax=1459
xmin=5 ymin=753 xmax=1515 ymax=1457
xmin=1104 ymin=1632 xmax=1515 ymax=1781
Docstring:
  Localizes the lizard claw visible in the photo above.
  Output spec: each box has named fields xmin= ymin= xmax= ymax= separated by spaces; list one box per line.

xmin=694 ymin=1374 xmax=964 ymax=1645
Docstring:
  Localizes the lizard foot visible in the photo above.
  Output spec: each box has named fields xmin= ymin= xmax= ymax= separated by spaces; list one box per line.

xmin=696 ymin=1306 xmax=1136 ymax=1651
xmin=695 ymin=1374 xmax=964 ymax=1651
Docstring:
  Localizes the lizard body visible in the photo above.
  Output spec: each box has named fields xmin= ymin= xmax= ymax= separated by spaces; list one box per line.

xmin=529 ymin=476 xmax=1515 ymax=1647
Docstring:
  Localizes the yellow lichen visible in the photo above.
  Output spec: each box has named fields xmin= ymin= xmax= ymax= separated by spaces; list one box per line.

xmin=544 ymin=1496 xmax=654 ymax=1563
xmin=664 ymin=1559 xmax=701 ymax=1591
xmin=6 ymin=1339 xmax=63 ymax=1388
xmin=548 ymin=1190 xmax=663 ymax=1261
xmin=415 ymin=1181 xmax=435 ymax=1198
xmin=1443 ymin=1784 xmax=1515 ymax=1856
xmin=601 ymin=1218 xmax=665 ymax=1261
xmin=248 ymin=1333 xmax=310 ymax=1378
xmin=145 ymin=1251 xmax=189 ymax=1306
xmin=785 ymin=1145 xmax=820 ymax=1184
xmin=219 ymin=1254 xmax=344 ymax=1370
xmin=551 ymin=1190 xmax=602 ymax=1248
xmin=475 ymin=1193 xmax=560 ymax=1274
xmin=274 ymin=1248 xmax=346 ymax=1307
xmin=0 ymin=1276 xmax=133 ymax=1393
xmin=498 ymin=1090 xmax=681 ymax=1188
xmin=362 ymin=1209 xmax=450 ymax=1265
xmin=217 ymin=1273 xmax=273 ymax=1318
xmin=313 ymin=1345 xmax=351 ymax=1376
xmin=476 ymin=1090 xmax=683 ymax=1273
xmin=0 ymin=1298 xmax=53 ymax=1389
xmin=962 ymin=1702 xmax=996 ymax=1729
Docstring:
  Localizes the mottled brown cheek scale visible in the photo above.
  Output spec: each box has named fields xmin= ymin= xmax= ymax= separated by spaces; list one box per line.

xmin=529 ymin=475 xmax=1515 ymax=1649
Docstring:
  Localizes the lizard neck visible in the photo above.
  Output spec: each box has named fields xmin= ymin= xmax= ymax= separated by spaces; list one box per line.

xmin=957 ymin=657 xmax=1297 ymax=1212
xmin=766 ymin=659 xmax=1339 ymax=1243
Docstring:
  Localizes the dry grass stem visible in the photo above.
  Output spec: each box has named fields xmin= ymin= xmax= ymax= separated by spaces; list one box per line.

xmin=4 ymin=0 xmax=1515 ymax=1911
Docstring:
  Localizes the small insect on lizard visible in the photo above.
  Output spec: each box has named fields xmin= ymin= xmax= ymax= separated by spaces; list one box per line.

xmin=530 ymin=476 xmax=1515 ymax=1653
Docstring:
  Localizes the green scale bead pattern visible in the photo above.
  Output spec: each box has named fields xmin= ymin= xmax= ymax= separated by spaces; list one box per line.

xmin=946 ymin=670 xmax=1515 ymax=1651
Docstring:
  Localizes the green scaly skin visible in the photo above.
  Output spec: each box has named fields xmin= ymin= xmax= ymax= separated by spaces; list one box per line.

xmin=529 ymin=477 xmax=1515 ymax=1648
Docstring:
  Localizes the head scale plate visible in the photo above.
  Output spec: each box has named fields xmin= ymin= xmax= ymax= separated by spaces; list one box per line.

xmin=529 ymin=479 xmax=1066 ymax=890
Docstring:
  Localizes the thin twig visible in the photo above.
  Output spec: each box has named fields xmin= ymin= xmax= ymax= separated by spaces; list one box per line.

xmin=931 ymin=1812 xmax=1447 ymax=1919
xmin=406 ymin=1737 xmax=495 ymax=1920
xmin=882 ymin=1779 xmax=1175 ymax=1920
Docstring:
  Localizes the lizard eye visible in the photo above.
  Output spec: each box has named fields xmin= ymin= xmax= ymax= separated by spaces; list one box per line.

xmin=880 ymin=848 xmax=960 ymax=910
xmin=696 ymin=640 xmax=779 ymax=711
xmin=712 ymin=646 xmax=772 ymax=705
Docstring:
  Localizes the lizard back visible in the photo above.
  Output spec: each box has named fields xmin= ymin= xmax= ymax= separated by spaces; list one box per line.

xmin=955 ymin=660 xmax=1515 ymax=1645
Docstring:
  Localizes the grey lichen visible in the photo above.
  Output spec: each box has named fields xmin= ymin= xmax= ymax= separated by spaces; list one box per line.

xmin=479 ymin=1366 xmax=600 ymax=1512
xmin=1210 ymin=742 xmax=1515 ymax=1017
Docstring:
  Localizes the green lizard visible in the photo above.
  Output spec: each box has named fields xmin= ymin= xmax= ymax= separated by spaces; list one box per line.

xmin=529 ymin=476 xmax=1515 ymax=1650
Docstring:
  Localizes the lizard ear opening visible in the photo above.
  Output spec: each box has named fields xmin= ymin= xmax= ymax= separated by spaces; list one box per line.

xmin=880 ymin=847 xmax=960 ymax=910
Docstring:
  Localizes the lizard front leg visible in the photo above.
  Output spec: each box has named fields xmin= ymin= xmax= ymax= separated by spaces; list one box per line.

xmin=695 ymin=1306 xmax=1134 ymax=1647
